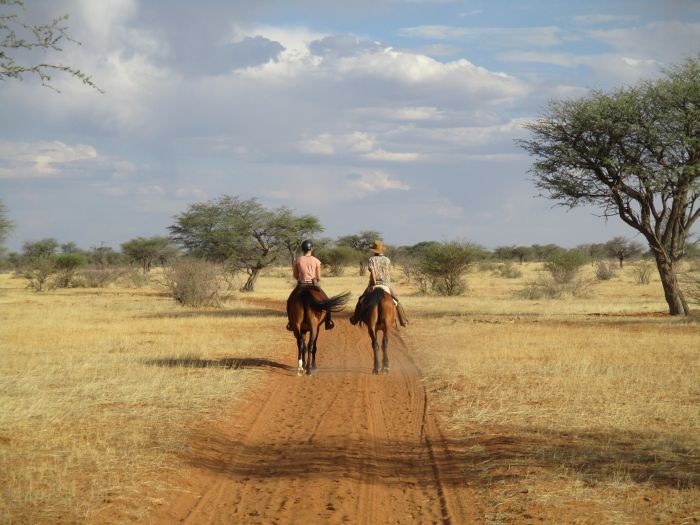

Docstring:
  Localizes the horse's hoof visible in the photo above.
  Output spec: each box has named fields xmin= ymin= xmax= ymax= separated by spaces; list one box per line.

xmin=382 ymin=367 xmax=389 ymax=374
xmin=372 ymin=369 xmax=379 ymax=375
xmin=305 ymin=369 xmax=312 ymax=376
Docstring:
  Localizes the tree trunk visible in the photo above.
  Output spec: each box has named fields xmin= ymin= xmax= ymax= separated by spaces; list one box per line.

xmin=653 ymin=254 xmax=689 ymax=316
xmin=241 ymin=267 xmax=261 ymax=292
xmin=618 ymin=254 xmax=624 ymax=269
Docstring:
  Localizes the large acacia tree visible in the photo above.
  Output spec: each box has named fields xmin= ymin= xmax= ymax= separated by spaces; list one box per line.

xmin=169 ymin=195 xmax=323 ymax=292
xmin=518 ymin=57 xmax=700 ymax=315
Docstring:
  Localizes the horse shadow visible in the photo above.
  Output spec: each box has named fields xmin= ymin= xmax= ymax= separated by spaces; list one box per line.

xmin=144 ymin=356 xmax=293 ymax=371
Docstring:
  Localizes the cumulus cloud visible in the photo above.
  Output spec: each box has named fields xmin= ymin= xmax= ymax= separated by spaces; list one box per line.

xmin=0 ymin=141 xmax=99 ymax=178
xmin=345 ymin=171 xmax=411 ymax=195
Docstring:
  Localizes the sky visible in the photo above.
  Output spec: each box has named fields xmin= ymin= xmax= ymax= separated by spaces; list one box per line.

xmin=1 ymin=0 xmax=700 ymax=252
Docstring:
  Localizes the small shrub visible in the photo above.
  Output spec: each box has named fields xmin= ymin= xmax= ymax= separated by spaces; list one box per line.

xmin=21 ymin=258 xmax=58 ymax=292
xmin=52 ymin=253 xmax=86 ymax=288
xmin=518 ymin=274 xmax=595 ymax=300
xmin=633 ymin=261 xmax=653 ymax=285
xmin=493 ymin=261 xmax=522 ymax=279
xmin=417 ymin=241 xmax=484 ymax=296
xmin=544 ymin=249 xmax=588 ymax=284
xmin=595 ymin=261 xmax=616 ymax=281
xmin=72 ymin=268 xmax=126 ymax=288
xmin=162 ymin=258 xmax=231 ymax=307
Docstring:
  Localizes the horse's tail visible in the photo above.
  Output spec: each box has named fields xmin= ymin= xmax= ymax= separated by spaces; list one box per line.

xmin=306 ymin=290 xmax=352 ymax=314
xmin=358 ymin=287 xmax=387 ymax=328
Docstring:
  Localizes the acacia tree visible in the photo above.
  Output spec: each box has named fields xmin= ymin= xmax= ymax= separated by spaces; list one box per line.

xmin=605 ymin=236 xmax=643 ymax=268
xmin=518 ymin=57 xmax=700 ymax=315
xmin=121 ymin=236 xmax=173 ymax=273
xmin=1 ymin=0 xmax=101 ymax=91
xmin=337 ymin=230 xmax=381 ymax=275
xmin=169 ymin=195 xmax=322 ymax=292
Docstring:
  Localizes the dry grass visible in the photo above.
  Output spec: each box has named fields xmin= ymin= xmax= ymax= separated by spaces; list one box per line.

xmin=2 ymin=262 xmax=699 ymax=524
xmin=403 ymin=263 xmax=700 ymax=524
xmin=0 ymin=272 xmax=288 ymax=524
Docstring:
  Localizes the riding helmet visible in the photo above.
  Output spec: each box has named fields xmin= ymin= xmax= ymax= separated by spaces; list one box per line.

xmin=301 ymin=239 xmax=314 ymax=252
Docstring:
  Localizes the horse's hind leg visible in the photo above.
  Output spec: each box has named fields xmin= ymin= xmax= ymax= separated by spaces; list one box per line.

xmin=370 ymin=330 xmax=380 ymax=375
xmin=305 ymin=327 xmax=317 ymax=375
xmin=296 ymin=334 xmax=306 ymax=376
xmin=381 ymin=330 xmax=389 ymax=374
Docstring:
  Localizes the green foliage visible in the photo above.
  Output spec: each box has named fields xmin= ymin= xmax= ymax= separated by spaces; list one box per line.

xmin=519 ymin=56 xmax=700 ymax=315
xmin=544 ymin=249 xmax=589 ymax=284
xmin=316 ymin=246 xmax=357 ymax=276
xmin=0 ymin=0 xmax=102 ymax=92
xmin=169 ymin=195 xmax=321 ymax=291
xmin=415 ymin=241 xmax=485 ymax=296
xmin=120 ymin=236 xmax=174 ymax=273
xmin=22 ymin=238 xmax=58 ymax=259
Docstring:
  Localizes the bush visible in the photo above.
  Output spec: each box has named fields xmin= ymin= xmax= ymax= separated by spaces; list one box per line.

xmin=52 ymin=253 xmax=86 ymax=288
xmin=417 ymin=241 xmax=484 ymax=296
xmin=518 ymin=274 xmax=596 ymax=300
xmin=162 ymin=258 xmax=231 ymax=307
xmin=595 ymin=261 xmax=616 ymax=281
xmin=20 ymin=258 xmax=57 ymax=292
xmin=493 ymin=261 xmax=522 ymax=279
xmin=544 ymin=249 xmax=588 ymax=283
xmin=633 ymin=261 xmax=654 ymax=285
xmin=72 ymin=268 xmax=127 ymax=288
xmin=316 ymin=246 xmax=357 ymax=277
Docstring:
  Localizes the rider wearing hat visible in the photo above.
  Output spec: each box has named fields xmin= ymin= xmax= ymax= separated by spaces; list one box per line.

xmin=287 ymin=239 xmax=334 ymax=330
xmin=350 ymin=240 xmax=408 ymax=327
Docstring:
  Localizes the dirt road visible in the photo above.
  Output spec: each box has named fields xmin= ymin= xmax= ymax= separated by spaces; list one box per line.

xmin=151 ymin=308 xmax=477 ymax=524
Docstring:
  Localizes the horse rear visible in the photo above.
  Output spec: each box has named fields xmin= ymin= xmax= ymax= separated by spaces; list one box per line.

xmin=287 ymin=287 xmax=350 ymax=375
xmin=357 ymin=288 xmax=397 ymax=374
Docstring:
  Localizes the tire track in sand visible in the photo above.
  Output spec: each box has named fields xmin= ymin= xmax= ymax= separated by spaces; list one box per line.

xmin=150 ymin=304 xmax=476 ymax=525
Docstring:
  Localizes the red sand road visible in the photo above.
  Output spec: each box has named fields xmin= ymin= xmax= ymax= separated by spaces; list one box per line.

xmin=151 ymin=310 xmax=477 ymax=524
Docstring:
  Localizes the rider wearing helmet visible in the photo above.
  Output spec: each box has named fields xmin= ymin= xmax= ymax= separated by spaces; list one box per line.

xmin=350 ymin=240 xmax=408 ymax=327
xmin=287 ymin=239 xmax=334 ymax=330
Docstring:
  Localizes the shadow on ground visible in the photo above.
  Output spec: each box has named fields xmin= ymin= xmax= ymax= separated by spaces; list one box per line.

xmin=142 ymin=307 xmax=285 ymax=319
xmin=182 ymin=427 xmax=699 ymax=491
xmin=144 ymin=356 xmax=293 ymax=371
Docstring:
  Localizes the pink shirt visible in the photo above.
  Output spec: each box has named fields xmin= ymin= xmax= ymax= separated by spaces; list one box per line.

xmin=293 ymin=255 xmax=321 ymax=283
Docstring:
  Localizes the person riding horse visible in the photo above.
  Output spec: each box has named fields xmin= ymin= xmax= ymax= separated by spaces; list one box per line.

xmin=287 ymin=239 xmax=334 ymax=330
xmin=350 ymin=240 xmax=408 ymax=327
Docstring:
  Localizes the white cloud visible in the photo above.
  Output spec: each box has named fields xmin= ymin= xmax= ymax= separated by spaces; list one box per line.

xmin=346 ymin=171 xmax=411 ymax=195
xmin=398 ymin=25 xmax=563 ymax=48
xmin=0 ymin=141 xmax=98 ymax=178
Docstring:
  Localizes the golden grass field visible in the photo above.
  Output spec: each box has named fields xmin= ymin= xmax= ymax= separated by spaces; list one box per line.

xmin=1 ymin=262 xmax=698 ymax=524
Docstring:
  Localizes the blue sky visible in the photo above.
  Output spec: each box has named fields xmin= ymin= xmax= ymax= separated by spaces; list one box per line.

xmin=1 ymin=0 xmax=699 ymax=252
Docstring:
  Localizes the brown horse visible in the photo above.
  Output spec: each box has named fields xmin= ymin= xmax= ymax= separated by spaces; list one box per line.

xmin=287 ymin=286 xmax=351 ymax=375
xmin=354 ymin=287 xmax=397 ymax=374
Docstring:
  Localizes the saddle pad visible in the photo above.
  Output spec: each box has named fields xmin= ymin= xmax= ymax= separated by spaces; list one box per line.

xmin=372 ymin=285 xmax=397 ymax=305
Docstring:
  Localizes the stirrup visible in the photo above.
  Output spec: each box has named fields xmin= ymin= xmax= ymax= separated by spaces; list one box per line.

xmin=325 ymin=319 xmax=335 ymax=330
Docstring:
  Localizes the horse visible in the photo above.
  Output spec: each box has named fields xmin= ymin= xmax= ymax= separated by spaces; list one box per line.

xmin=354 ymin=286 xmax=397 ymax=374
xmin=287 ymin=286 xmax=351 ymax=375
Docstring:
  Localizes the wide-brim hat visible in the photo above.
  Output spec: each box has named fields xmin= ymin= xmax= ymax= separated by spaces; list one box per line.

xmin=370 ymin=240 xmax=385 ymax=254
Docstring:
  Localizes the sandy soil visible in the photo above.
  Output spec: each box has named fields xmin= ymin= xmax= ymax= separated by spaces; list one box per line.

xmin=149 ymin=306 xmax=478 ymax=525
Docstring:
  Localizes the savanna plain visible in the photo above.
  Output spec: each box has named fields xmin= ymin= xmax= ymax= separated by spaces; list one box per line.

xmin=0 ymin=262 xmax=698 ymax=524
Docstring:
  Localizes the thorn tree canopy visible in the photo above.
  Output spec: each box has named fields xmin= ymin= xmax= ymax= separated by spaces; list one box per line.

xmin=1 ymin=0 xmax=102 ymax=92
xmin=518 ymin=56 xmax=700 ymax=316
xmin=169 ymin=195 xmax=323 ymax=292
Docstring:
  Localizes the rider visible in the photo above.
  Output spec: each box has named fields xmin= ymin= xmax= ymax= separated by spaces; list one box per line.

xmin=287 ymin=239 xmax=334 ymax=330
xmin=350 ymin=240 xmax=408 ymax=327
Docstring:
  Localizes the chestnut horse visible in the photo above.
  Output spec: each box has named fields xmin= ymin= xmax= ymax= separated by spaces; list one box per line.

xmin=354 ymin=287 xmax=397 ymax=374
xmin=287 ymin=286 xmax=351 ymax=375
